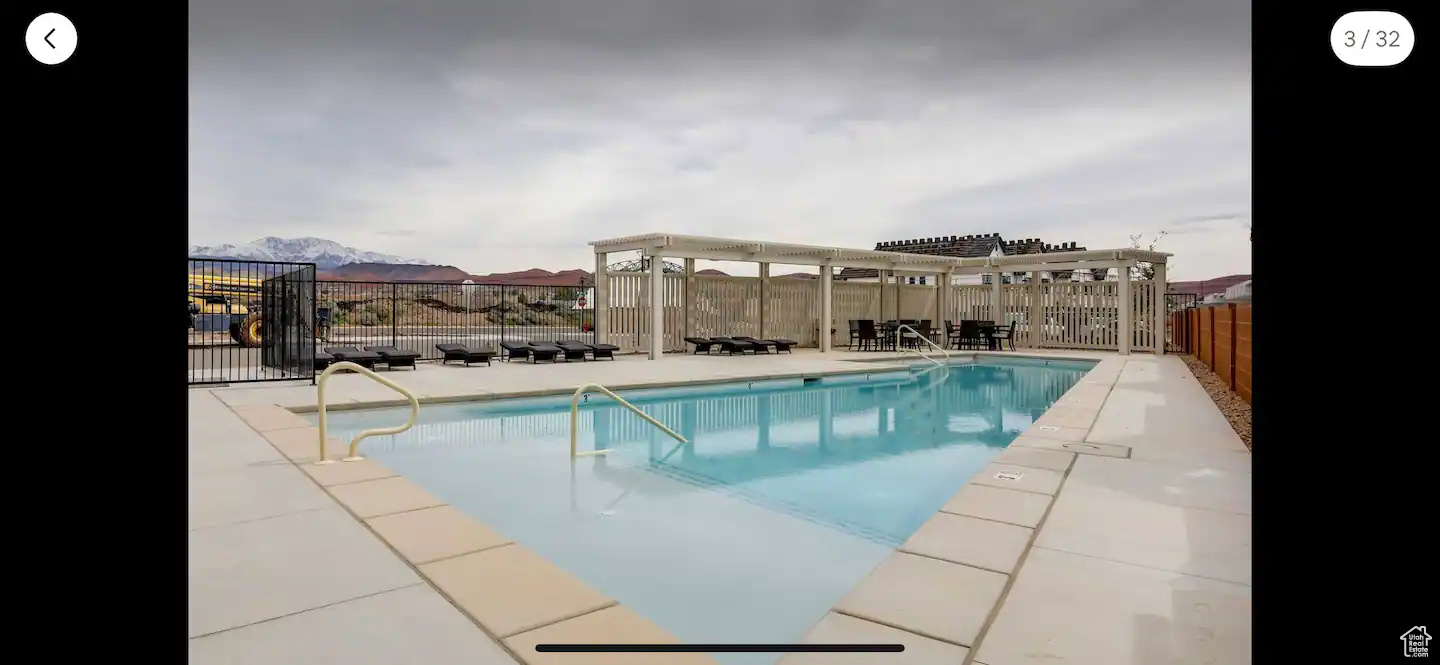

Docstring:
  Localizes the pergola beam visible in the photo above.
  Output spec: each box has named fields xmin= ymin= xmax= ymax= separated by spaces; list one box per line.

xmin=646 ymin=247 xmax=899 ymax=270
xmin=590 ymin=233 xmax=1169 ymax=272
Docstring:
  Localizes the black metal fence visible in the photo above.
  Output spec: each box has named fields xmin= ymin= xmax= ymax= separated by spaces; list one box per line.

xmin=1166 ymin=293 xmax=1201 ymax=312
xmin=1165 ymin=293 xmax=1201 ymax=352
xmin=315 ymin=281 xmax=595 ymax=360
xmin=189 ymin=258 xmax=317 ymax=385
xmin=188 ymin=263 xmax=597 ymax=384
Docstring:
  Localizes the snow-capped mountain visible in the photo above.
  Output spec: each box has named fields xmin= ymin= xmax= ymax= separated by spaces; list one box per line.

xmin=189 ymin=237 xmax=430 ymax=270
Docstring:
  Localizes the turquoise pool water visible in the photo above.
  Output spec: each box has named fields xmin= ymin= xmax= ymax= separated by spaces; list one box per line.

xmin=316 ymin=357 xmax=1092 ymax=664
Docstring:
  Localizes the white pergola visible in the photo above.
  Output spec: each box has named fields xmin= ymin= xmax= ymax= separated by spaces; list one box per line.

xmin=589 ymin=233 xmax=1171 ymax=359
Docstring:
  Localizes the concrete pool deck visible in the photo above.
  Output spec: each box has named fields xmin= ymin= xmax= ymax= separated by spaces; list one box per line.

xmin=189 ymin=348 xmax=1251 ymax=665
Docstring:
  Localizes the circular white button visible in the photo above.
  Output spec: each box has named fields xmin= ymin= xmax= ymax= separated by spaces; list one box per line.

xmin=26 ymin=12 xmax=77 ymax=66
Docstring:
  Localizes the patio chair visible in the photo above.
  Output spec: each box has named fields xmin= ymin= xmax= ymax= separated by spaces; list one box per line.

xmin=323 ymin=346 xmax=381 ymax=369
xmin=500 ymin=341 xmax=532 ymax=362
xmin=547 ymin=340 xmax=591 ymax=362
xmin=364 ymin=345 xmax=420 ymax=370
xmin=685 ymin=337 xmax=718 ymax=354
xmin=917 ymin=320 xmax=937 ymax=344
xmin=435 ymin=343 xmax=494 ymax=366
xmin=898 ymin=321 xmax=925 ymax=349
xmin=314 ymin=350 xmax=335 ymax=372
xmin=953 ymin=321 xmax=984 ymax=350
xmin=944 ymin=320 xmax=959 ymax=348
xmin=709 ymin=336 xmax=759 ymax=355
xmin=855 ymin=320 xmax=881 ymax=351
xmin=974 ymin=320 xmax=998 ymax=350
xmin=988 ymin=322 xmax=1017 ymax=351
xmin=847 ymin=320 xmax=861 ymax=348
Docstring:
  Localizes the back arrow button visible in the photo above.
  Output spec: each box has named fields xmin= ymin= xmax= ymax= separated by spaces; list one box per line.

xmin=26 ymin=13 xmax=77 ymax=65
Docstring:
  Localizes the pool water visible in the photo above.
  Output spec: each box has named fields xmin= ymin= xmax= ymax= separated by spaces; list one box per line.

xmin=317 ymin=358 xmax=1092 ymax=664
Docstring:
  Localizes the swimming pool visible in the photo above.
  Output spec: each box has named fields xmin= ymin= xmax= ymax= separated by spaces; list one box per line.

xmin=317 ymin=357 xmax=1092 ymax=663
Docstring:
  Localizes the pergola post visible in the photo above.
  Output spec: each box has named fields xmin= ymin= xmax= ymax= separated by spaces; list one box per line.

xmin=937 ymin=270 xmax=950 ymax=328
xmin=819 ymin=263 xmax=833 ymax=352
xmin=1117 ymin=266 xmax=1131 ymax=355
xmin=893 ymin=272 xmax=902 ymax=320
xmin=1029 ymin=272 xmax=1043 ymax=349
xmin=683 ymin=258 xmax=695 ymax=338
xmin=594 ymin=252 xmax=609 ymax=345
xmin=991 ymin=269 xmax=1004 ymax=324
xmin=1153 ymin=261 xmax=1167 ymax=355
xmin=649 ymin=253 xmax=665 ymax=360
xmin=759 ymin=262 xmax=770 ymax=339
xmin=877 ymin=269 xmax=888 ymax=322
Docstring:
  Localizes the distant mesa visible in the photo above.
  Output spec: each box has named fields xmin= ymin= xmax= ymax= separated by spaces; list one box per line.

xmin=1167 ymin=274 xmax=1251 ymax=297
xmin=191 ymin=236 xmax=864 ymax=284
xmin=188 ymin=236 xmax=599 ymax=285
xmin=189 ymin=236 xmax=429 ymax=270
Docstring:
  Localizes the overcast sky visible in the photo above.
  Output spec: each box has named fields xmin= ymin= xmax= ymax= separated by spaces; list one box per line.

xmin=189 ymin=0 xmax=1250 ymax=281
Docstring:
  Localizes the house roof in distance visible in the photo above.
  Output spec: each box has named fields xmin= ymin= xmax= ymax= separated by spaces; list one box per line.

xmin=837 ymin=234 xmax=1088 ymax=279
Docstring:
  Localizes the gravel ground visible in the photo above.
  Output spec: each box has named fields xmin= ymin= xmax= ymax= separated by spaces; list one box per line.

xmin=1180 ymin=354 xmax=1252 ymax=450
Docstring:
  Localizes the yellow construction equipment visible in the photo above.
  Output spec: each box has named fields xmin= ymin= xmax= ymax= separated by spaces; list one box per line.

xmin=188 ymin=273 xmax=265 ymax=347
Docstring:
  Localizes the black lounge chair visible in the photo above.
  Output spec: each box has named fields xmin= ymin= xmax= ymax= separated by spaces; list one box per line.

xmin=736 ymin=336 xmax=796 ymax=353
xmin=685 ymin=337 xmax=717 ymax=354
xmin=736 ymin=337 xmax=778 ymax=353
xmin=588 ymin=342 xmax=620 ymax=360
xmin=554 ymin=340 xmax=619 ymax=361
xmin=710 ymin=336 xmax=758 ymax=355
xmin=323 ymin=346 xmax=381 ymax=369
xmin=315 ymin=350 xmax=335 ymax=371
xmin=436 ymin=344 xmax=494 ymax=366
xmin=500 ymin=341 xmax=532 ymax=362
xmin=365 ymin=345 xmax=420 ymax=370
xmin=547 ymin=341 xmax=590 ymax=362
xmin=525 ymin=343 xmax=562 ymax=363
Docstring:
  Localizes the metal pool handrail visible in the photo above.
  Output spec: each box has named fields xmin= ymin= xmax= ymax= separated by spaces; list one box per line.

xmin=315 ymin=361 xmax=420 ymax=464
xmin=570 ymin=383 xmax=688 ymax=458
xmin=894 ymin=323 xmax=951 ymax=367
xmin=914 ymin=361 xmax=952 ymax=382
xmin=568 ymin=436 xmax=689 ymax=516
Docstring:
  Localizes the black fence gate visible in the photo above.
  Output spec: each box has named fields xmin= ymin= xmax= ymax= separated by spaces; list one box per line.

xmin=189 ymin=258 xmax=317 ymax=385
xmin=315 ymin=281 xmax=595 ymax=360
xmin=1165 ymin=292 xmax=1201 ymax=352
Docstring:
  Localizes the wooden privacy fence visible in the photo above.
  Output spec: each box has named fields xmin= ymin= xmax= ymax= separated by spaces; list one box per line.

xmin=603 ymin=271 xmax=1162 ymax=354
xmin=1170 ymin=302 xmax=1252 ymax=404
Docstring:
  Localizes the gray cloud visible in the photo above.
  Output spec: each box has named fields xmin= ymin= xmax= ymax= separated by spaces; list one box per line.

xmin=190 ymin=0 xmax=1250 ymax=280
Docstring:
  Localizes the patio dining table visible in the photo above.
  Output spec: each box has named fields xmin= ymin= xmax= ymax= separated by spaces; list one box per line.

xmin=975 ymin=323 xmax=1000 ymax=351
xmin=872 ymin=322 xmax=900 ymax=350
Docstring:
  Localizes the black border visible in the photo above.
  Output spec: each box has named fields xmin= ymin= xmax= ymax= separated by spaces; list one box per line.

xmin=17 ymin=0 xmax=184 ymax=659
xmin=1256 ymin=1 xmax=1433 ymax=661
xmin=15 ymin=0 xmax=1438 ymax=659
